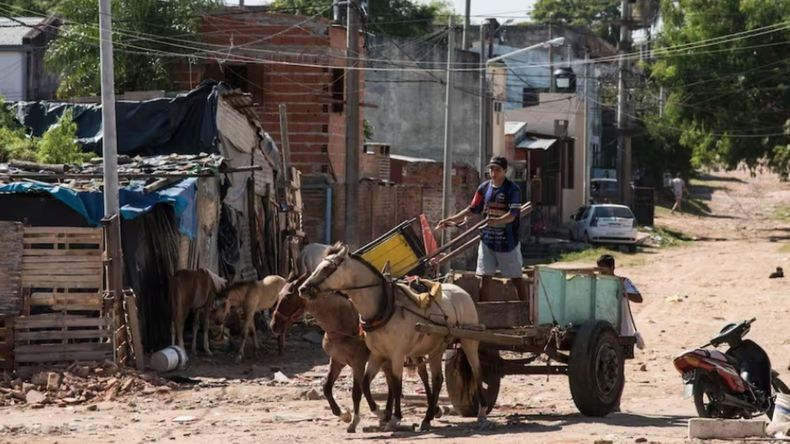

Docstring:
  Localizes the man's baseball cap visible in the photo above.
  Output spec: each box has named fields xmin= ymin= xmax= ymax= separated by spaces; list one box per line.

xmin=488 ymin=156 xmax=508 ymax=170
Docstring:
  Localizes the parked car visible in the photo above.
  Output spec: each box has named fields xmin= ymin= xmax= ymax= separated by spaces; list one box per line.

xmin=569 ymin=204 xmax=638 ymax=252
xmin=590 ymin=178 xmax=619 ymax=204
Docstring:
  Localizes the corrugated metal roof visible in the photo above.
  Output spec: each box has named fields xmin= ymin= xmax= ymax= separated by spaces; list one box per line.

xmin=505 ymin=121 xmax=527 ymax=136
xmin=0 ymin=17 xmax=43 ymax=46
xmin=389 ymin=154 xmax=437 ymax=163
xmin=517 ymin=136 xmax=557 ymax=150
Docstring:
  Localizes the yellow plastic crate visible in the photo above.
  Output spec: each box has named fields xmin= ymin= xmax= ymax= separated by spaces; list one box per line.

xmin=360 ymin=232 xmax=421 ymax=278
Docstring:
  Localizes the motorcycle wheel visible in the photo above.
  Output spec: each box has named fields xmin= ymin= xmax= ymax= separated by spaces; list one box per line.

xmin=693 ymin=375 xmax=738 ymax=419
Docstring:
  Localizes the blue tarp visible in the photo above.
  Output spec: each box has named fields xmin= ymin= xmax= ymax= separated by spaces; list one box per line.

xmin=0 ymin=179 xmax=198 ymax=238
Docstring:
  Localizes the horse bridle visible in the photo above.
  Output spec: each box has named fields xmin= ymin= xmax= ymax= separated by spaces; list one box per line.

xmin=301 ymin=252 xmax=382 ymax=296
xmin=301 ymin=251 xmax=395 ymax=332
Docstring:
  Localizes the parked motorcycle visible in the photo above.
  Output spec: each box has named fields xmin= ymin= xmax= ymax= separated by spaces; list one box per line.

xmin=673 ymin=318 xmax=789 ymax=419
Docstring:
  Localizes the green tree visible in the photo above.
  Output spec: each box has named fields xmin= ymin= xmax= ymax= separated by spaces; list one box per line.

xmin=530 ymin=0 xmax=622 ymax=44
xmin=650 ymin=0 xmax=790 ymax=178
xmin=40 ymin=0 xmax=221 ymax=98
xmin=270 ymin=0 xmax=452 ymax=37
xmin=36 ymin=109 xmax=88 ymax=164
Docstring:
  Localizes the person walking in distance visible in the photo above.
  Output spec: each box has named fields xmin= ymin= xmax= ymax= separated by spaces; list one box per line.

xmin=670 ymin=172 xmax=688 ymax=214
xmin=436 ymin=156 xmax=527 ymax=302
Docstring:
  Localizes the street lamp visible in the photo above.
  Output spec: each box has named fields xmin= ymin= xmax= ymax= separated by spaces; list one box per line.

xmin=485 ymin=37 xmax=565 ymax=66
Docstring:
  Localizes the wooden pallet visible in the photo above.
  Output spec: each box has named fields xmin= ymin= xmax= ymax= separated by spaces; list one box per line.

xmin=14 ymin=227 xmax=108 ymax=374
xmin=22 ymin=227 xmax=103 ymax=291
xmin=14 ymin=314 xmax=112 ymax=375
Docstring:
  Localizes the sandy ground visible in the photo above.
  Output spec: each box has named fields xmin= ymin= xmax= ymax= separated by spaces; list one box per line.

xmin=1 ymin=169 xmax=789 ymax=444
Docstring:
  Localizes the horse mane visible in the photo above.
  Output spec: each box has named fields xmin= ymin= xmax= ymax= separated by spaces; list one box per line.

xmin=221 ymin=280 xmax=255 ymax=301
xmin=203 ymin=268 xmax=228 ymax=292
xmin=326 ymin=242 xmax=346 ymax=255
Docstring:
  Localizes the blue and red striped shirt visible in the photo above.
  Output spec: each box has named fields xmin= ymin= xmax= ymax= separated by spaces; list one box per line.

xmin=469 ymin=179 xmax=521 ymax=252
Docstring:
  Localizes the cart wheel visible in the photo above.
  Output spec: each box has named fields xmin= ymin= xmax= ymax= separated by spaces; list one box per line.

xmin=444 ymin=347 xmax=501 ymax=417
xmin=568 ymin=321 xmax=625 ymax=417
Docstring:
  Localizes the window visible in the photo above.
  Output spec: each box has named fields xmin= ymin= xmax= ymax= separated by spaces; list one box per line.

xmin=522 ymin=87 xmax=538 ymax=107
xmin=593 ymin=206 xmax=634 ymax=219
xmin=321 ymin=145 xmax=328 ymax=153
xmin=331 ymin=68 xmax=344 ymax=113
xmin=564 ymin=140 xmax=575 ymax=189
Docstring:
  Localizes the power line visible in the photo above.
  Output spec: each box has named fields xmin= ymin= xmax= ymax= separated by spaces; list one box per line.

xmin=2 ymin=1 xmax=787 ymax=74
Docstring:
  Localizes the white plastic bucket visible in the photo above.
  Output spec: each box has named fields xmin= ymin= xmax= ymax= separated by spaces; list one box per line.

xmin=150 ymin=345 xmax=188 ymax=372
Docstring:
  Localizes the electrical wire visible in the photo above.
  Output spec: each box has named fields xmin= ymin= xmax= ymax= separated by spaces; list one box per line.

xmin=1 ymin=1 xmax=787 ymax=74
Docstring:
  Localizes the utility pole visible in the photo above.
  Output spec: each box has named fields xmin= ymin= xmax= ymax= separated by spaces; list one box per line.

xmin=99 ymin=0 xmax=118 ymax=218
xmin=478 ymin=21 xmax=489 ymax=179
xmin=582 ymin=50 xmax=590 ymax=205
xmin=462 ymin=0 xmax=471 ymax=50
xmin=441 ymin=16 xmax=455 ymax=247
xmin=548 ymin=20 xmax=555 ymax=92
xmin=345 ymin=0 xmax=360 ymax=247
xmin=617 ymin=0 xmax=632 ymax=204
xmin=99 ymin=0 xmax=122 ymax=364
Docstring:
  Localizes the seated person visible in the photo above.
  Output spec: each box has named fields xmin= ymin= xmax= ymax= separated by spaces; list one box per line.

xmin=596 ymin=254 xmax=644 ymax=349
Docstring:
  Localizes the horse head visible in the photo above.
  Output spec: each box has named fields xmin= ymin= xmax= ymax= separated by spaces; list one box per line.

xmin=270 ymin=274 xmax=308 ymax=334
xmin=299 ymin=243 xmax=350 ymax=300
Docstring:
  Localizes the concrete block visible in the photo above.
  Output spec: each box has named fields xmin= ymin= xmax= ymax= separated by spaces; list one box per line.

xmin=688 ymin=418 xmax=767 ymax=439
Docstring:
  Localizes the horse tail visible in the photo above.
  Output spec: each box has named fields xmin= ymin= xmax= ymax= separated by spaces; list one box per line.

xmin=456 ymin=348 xmax=478 ymax=404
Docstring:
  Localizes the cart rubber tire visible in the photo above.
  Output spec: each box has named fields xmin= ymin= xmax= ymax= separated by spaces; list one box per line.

xmin=444 ymin=347 xmax=501 ymax=417
xmin=568 ymin=321 xmax=625 ymax=417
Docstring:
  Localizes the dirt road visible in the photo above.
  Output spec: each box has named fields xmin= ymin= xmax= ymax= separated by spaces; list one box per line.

xmin=1 ymin=169 xmax=788 ymax=443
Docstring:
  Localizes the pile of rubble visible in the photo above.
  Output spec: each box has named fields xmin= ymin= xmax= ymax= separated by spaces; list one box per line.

xmin=0 ymin=360 xmax=178 ymax=408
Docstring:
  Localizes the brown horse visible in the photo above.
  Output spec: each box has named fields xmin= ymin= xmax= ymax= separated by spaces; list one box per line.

xmin=300 ymin=244 xmax=487 ymax=432
xmin=219 ymin=275 xmax=287 ymax=363
xmin=272 ymin=275 xmax=437 ymax=433
xmin=170 ymin=268 xmax=228 ymax=356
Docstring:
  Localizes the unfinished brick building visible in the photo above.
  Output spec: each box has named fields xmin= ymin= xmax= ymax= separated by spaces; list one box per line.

xmin=173 ymin=8 xmax=364 ymax=243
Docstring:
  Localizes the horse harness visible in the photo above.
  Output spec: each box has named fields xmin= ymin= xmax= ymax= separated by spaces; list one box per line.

xmin=305 ymin=251 xmax=450 ymax=333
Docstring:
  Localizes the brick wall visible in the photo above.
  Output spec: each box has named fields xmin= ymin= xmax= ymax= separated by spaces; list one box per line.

xmin=173 ymin=12 xmax=364 ymax=182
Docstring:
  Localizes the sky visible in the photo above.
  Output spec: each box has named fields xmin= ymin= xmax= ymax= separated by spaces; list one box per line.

xmin=227 ymin=1 xmax=539 ymax=24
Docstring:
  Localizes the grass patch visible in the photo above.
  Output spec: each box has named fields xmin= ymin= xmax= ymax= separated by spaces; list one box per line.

xmin=555 ymin=247 xmax=613 ymax=264
xmin=649 ymin=225 xmax=693 ymax=247
xmin=772 ymin=205 xmax=790 ymax=222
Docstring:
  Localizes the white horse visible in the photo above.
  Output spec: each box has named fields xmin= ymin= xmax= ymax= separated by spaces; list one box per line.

xmin=299 ymin=243 xmax=488 ymax=431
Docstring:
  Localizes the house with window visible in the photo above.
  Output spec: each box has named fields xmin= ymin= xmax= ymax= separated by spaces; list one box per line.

xmin=0 ymin=16 xmax=60 ymax=101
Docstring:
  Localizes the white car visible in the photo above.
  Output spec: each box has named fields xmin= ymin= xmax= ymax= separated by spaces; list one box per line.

xmin=569 ymin=204 xmax=638 ymax=251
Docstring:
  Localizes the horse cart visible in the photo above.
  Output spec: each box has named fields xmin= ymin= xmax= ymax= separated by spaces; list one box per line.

xmin=356 ymin=204 xmax=635 ymax=418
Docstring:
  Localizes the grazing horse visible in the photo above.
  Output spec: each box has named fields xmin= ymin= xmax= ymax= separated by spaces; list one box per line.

xmin=170 ymin=268 xmax=228 ymax=356
xmin=220 ymin=275 xmax=287 ymax=363
xmin=300 ymin=244 xmax=487 ymax=432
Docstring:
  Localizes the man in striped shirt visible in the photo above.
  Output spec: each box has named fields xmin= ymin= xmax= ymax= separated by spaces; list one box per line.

xmin=437 ymin=156 xmax=527 ymax=302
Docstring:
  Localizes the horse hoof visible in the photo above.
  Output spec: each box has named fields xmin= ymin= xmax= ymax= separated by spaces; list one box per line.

xmin=433 ymin=406 xmax=443 ymax=419
xmin=419 ymin=421 xmax=431 ymax=432
xmin=338 ymin=409 xmax=351 ymax=422
xmin=346 ymin=415 xmax=360 ymax=433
